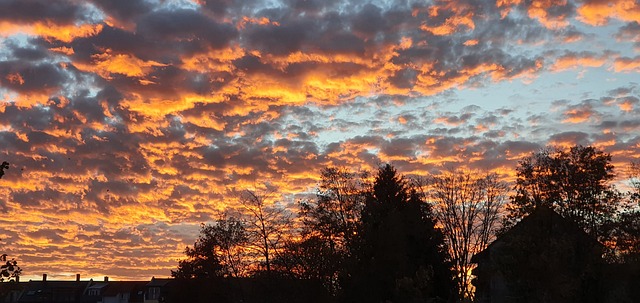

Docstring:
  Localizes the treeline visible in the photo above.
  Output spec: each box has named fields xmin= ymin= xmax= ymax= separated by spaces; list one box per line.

xmin=173 ymin=145 xmax=640 ymax=302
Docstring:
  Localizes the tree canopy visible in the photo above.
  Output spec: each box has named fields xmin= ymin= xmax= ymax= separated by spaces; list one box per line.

xmin=172 ymin=146 xmax=638 ymax=300
xmin=172 ymin=216 xmax=248 ymax=279
xmin=342 ymin=164 xmax=456 ymax=303
xmin=0 ymin=162 xmax=8 ymax=180
xmin=507 ymin=145 xmax=620 ymax=240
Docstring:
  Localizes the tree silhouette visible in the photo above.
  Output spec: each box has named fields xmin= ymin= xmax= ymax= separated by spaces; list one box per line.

xmin=300 ymin=167 xmax=369 ymax=252
xmin=0 ymin=254 xmax=20 ymax=282
xmin=608 ymin=161 xmax=640 ymax=262
xmin=172 ymin=216 xmax=249 ymax=279
xmin=296 ymin=167 xmax=369 ymax=291
xmin=0 ymin=161 xmax=8 ymax=179
xmin=172 ymin=223 xmax=225 ymax=279
xmin=630 ymin=161 xmax=640 ymax=204
xmin=238 ymin=189 xmax=292 ymax=276
xmin=610 ymin=210 xmax=640 ymax=263
xmin=428 ymin=170 xmax=507 ymax=300
xmin=209 ymin=216 xmax=250 ymax=277
xmin=271 ymin=235 xmax=339 ymax=280
xmin=343 ymin=164 xmax=456 ymax=303
xmin=506 ymin=145 xmax=620 ymax=240
xmin=0 ymin=162 xmax=21 ymax=282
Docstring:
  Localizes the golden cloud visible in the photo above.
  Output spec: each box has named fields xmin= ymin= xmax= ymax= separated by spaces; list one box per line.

xmin=577 ymin=0 xmax=640 ymax=25
xmin=76 ymin=50 xmax=167 ymax=79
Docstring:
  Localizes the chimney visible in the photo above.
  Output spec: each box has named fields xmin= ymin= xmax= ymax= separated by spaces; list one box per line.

xmin=76 ymin=274 xmax=80 ymax=282
xmin=104 ymin=276 xmax=108 ymax=282
xmin=15 ymin=275 xmax=19 ymax=283
xmin=42 ymin=274 xmax=47 ymax=281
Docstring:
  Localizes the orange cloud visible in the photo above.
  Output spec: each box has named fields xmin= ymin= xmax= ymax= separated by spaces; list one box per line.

xmin=577 ymin=0 xmax=640 ymax=25
xmin=5 ymin=73 xmax=25 ymax=85
xmin=463 ymin=39 xmax=479 ymax=46
xmin=550 ymin=53 xmax=607 ymax=71
xmin=617 ymin=98 xmax=637 ymax=112
xmin=181 ymin=46 xmax=245 ymax=73
xmin=1 ymin=92 xmax=58 ymax=108
xmin=421 ymin=14 xmax=475 ymax=35
xmin=0 ymin=21 xmax=102 ymax=42
xmin=496 ymin=0 xmax=523 ymax=18
xmin=34 ymin=23 xmax=104 ymax=43
xmin=49 ymin=46 xmax=75 ymax=56
xmin=74 ymin=50 xmax=167 ymax=79
xmin=1 ymin=0 xmax=639 ymax=282
xmin=562 ymin=107 xmax=594 ymax=123
xmin=527 ymin=0 xmax=571 ymax=29
xmin=420 ymin=1 xmax=475 ymax=35
xmin=613 ymin=56 xmax=640 ymax=72
xmin=237 ymin=16 xmax=280 ymax=29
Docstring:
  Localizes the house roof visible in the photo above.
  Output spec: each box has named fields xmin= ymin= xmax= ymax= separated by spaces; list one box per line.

xmin=102 ymin=281 xmax=147 ymax=296
xmin=21 ymin=280 xmax=89 ymax=291
xmin=146 ymin=278 xmax=172 ymax=287
xmin=86 ymin=282 xmax=108 ymax=290
xmin=18 ymin=280 xmax=90 ymax=303
xmin=472 ymin=206 xmax=604 ymax=263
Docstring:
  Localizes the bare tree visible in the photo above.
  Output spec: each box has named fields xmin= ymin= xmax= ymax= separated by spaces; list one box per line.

xmin=296 ymin=167 xmax=369 ymax=292
xmin=428 ymin=170 xmax=508 ymax=300
xmin=238 ymin=189 xmax=292 ymax=275
xmin=608 ymin=161 xmax=640 ymax=262
xmin=300 ymin=167 xmax=369 ymax=252
xmin=212 ymin=215 xmax=250 ymax=277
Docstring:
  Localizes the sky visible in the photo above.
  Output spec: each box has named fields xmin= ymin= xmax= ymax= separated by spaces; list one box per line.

xmin=0 ymin=0 xmax=638 ymax=281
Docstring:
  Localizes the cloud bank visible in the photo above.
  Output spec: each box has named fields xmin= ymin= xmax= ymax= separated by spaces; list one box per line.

xmin=0 ymin=0 xmax=638 ymax=279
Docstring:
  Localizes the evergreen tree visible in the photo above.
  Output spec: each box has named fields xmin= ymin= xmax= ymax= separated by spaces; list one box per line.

xmin=342 ymin=164 xmax=455 ymax=303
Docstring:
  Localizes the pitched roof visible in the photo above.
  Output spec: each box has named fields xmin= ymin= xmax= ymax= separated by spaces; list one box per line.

xmin=146 ymin=277 xmax=172 ymax=287
xmin=472 ymin=206 xmax=604 ymax=263
xmin=18 ymin=280 xmax=90 ymax=303
xmin=102 ymin=281 xmax=147 ymax=296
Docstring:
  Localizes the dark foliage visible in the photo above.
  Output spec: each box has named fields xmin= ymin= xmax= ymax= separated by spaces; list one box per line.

xmin=506 ymin=145 xmax=620 ymax=240
xmin=293 ymin=167 xmax=369 ymax=292
xmin=0 ymin=254 xmax=20 ymax=282
xmin=173 ymin=226 xmax=224 ymax=279
xmin=0 ymin=162 xmax=8 ymax=179
xmin=172 ymin=218 xmax=248 ymax=279
xmin=609 ymin=209 xmax=640 ymax=263
xmin=342 ymin=164 xmax=456 ymax=303
xmin=271 ymin=236 xmax=341 ymax=283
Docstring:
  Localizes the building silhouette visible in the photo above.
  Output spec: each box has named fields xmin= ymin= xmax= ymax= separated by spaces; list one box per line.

xmin=472 ymin=206 xmax=639 ymax=303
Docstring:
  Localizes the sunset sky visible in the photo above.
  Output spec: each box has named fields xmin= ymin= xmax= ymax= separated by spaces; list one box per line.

xmin=0 ymin=0 xmax=639 ymax=281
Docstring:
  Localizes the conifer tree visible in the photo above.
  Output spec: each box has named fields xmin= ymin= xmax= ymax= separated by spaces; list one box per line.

xmin=343 ymin=164 xmax=456 ymax=303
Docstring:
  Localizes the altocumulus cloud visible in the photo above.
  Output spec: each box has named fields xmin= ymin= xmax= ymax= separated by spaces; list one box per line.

xmin=0 ymin=0 xmax=638 ymax=279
